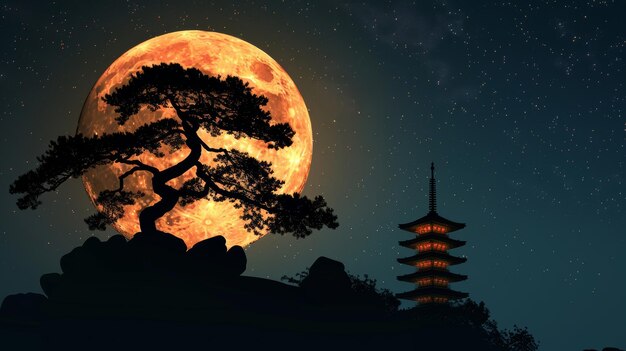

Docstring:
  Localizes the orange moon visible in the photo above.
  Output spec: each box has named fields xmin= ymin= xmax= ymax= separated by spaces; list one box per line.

xmin=77 ymin=31 xmax=312 ymax=248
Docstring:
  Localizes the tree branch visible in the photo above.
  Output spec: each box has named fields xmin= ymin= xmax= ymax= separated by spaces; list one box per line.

xmin=197 ymin=137 xmax=229 ymax=154
xmin=118 ymin=158 xmax=159 ymax=175
xmin=194 ymin=162 xmax=273 ymax=213
xmin=114 ymin=166 xmax=142 ymax=192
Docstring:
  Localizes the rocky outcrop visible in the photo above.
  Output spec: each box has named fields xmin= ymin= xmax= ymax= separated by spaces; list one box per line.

xmin=300 ymin=256 xmax=352 ymax=303
xmin=0 ymin=293 xmax=47 ymax=322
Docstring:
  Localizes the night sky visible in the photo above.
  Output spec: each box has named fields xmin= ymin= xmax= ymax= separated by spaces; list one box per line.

xmin=1 ymin=1 xmax=625 ymax=349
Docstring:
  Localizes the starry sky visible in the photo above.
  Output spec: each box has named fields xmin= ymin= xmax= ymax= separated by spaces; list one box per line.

xmin=1 ymin=1 xmax=625 ymax=349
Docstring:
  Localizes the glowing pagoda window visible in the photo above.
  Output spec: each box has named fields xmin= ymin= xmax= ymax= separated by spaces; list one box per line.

xmin=417 ymin=243 xmax=432 ymax=251
xmin=417 ymin=296 xmax=433 ymax=303
xmin=414 ymin=224 xmax=448 ymax=234
xmin=417 ymin=296 xmax=448 ymax=303
xmin=432 ymin=225 xmax=447 ymax=234
xmin=417 ymin=242 xmax=449 ymax=252
xmin=434 ymin=278 xmax=449 ymax=286
xmin=416 ymin=260 xmax=449 ymax=269
xmin=417 ymin=260 xmax=432 ymax=268
xmin=414 ymin=224 xmax=432 ymax=234
xmin=418 ymin=278 xmax=433 ymax=286
xmin=418 ymin=278 xmax=449 ymax=287
xmin=437 ymin=243 xmax=448 ymax=250
xmin=433 ymin=260 xmax=448 ymax=268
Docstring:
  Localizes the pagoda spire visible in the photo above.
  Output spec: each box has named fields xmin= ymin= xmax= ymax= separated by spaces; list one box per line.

xmin=429 ymin=162 xmax=437 ymax=213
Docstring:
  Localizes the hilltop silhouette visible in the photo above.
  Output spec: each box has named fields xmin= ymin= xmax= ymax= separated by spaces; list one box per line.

xmin=0 ymin=231 xmax=542 ymax=351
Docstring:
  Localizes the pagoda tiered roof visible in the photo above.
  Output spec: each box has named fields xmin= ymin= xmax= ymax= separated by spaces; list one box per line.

xmin=398 ymin=211 xmax=465 ymax=234
xmin=398 ymin=234 xmax=466 ymax=250
xmin=397 ymin=251 xmax=467 ymax=265
xmin=397 ymin=269 xmax=467 ymax=283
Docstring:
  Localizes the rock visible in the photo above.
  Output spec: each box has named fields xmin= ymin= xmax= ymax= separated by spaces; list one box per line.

xmin=40 ymin=273 xmax=62 ymax=298
xmin=82 ymin=236 xmax=101 ymax=248
xmin=300 ymin=256 xmax=352 ymax=303
xmin=101 ymin=235 xmax=128 ymax=274
xmin=106 ymin=234 xmax=127 ymax=248
xmin=128 ymin=231 xmax=187 ymax=255
xmin=25 ymin=232 xmax=253 ymax=319
xmin=184 ymin=236 xmax=247 ymax=278
xmin=188 ymin=236 xmax=227 ymax=259
xmin=127 ymin=231 xmax=187 ymax=273
xmin=186 ymin=236 xmax=228 ymax=276
xmin=0 ymin=293 xmax=47 ymax=321
xmin=225 ymin=245 xmax=247 ymax=276
xmin=60 ymin=246 xmax=99 ymax=277
xmin=60 ymin=237 xmax=114 ymax=279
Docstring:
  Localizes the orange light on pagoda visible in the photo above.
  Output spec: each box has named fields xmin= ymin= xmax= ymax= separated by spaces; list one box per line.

xmin=417 ymin=242 xmax=449 ymax=252
xmin=417 ymin=278 xmax=448 ymax=287
xmin=415 ymin=224 xmax=431 ymax=234
xmin=417 ymin=296 xmax=433 ymax=304
xmin=416 ymin=260 xmax=449 ymax=269
xmin=414 ymin=224 xmax=448 ymax=234
xmin=417 ymin=278 xmax=433 ymax=286
xmin=434 ymin=278 xmax=449 ymax=286
xmin=417 ymin=296 xmax=448 ymax=303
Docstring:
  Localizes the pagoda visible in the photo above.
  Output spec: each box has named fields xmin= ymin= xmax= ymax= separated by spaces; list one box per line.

xmin=396 ymin=163 xmax=468 ymax=304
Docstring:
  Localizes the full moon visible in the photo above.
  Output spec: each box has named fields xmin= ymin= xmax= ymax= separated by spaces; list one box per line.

xmin=77 ymin=31 xmax=312 ymax=248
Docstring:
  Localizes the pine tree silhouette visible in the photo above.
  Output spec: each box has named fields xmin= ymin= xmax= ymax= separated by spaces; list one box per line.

xmin=10 ymin=63 xmax=338 ymax=238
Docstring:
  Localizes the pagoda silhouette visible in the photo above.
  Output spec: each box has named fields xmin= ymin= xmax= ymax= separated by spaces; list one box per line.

xmin=396 ymin=163 xmax=468 ymax=304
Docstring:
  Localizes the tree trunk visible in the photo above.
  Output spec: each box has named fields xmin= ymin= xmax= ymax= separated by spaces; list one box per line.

xmin=138 ymin=124 xmax=202 ymax=234
xmin=138 ymin=181 xmax=180 ymax=234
